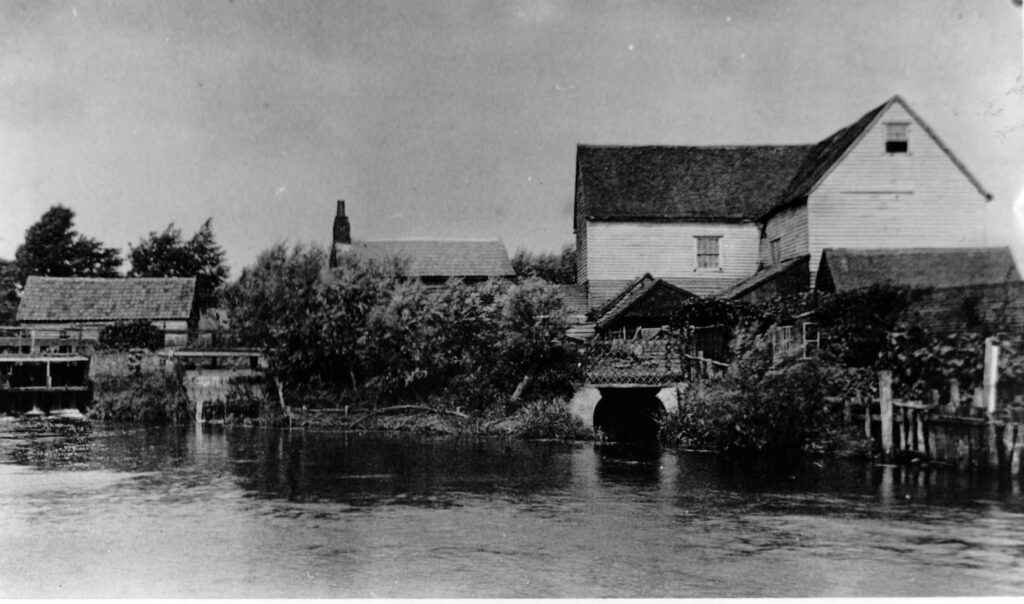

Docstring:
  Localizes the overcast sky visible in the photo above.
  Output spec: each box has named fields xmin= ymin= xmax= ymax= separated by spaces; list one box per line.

xmin=2 ymin=0 xmax=1022 ymax=274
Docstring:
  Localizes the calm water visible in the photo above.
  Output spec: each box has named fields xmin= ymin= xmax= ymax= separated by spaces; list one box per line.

xmin=2 ymin=420 xmax=1024 ymax=597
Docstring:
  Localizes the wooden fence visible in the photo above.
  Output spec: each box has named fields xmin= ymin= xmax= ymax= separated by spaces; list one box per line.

xmin=841 ymin=337 xmax=1024 ymax=475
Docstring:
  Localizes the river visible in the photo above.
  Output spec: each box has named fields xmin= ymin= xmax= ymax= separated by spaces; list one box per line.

xmin=1 ymin=420 xmax=1023 ymax=597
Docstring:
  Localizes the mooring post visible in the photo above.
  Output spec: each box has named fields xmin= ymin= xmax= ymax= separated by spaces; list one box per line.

xmin=861 ymin=391 xmax=872 ymax=439
xmin=984 ymin=337 xmax=1001 ymax=470
xmin=879 ymin=370 xmax=893 ymax=458
xmin=948 ymin=379 xmax=960 ymax=414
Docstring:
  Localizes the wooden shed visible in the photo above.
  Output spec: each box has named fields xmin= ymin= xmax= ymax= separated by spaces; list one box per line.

xmin=16 ymin=276 xmax=198 ymax=348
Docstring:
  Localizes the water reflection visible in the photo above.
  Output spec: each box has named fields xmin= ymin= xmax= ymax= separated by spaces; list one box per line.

xmin=3 ymin=422 xmax=1024 ymax=597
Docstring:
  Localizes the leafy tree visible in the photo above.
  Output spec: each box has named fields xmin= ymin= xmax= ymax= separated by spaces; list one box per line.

xmin=511 ymin=245 xmax=576 ymax=284
xmin=128 ymin=218 xmax=229 ymax=309
xmin=14 ymin=205 xmax=121 ymax=283
xmin=99 ymin=319 xmax=164 ymax=351
xmin=0 ymin=259 xmax=19 ymax=324
xmin=222 ymin=243 xmax=329 ymax=387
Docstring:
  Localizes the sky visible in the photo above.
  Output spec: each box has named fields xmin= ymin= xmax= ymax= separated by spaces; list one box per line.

xmin=2 ymin=0 xmax=1023 ymax=275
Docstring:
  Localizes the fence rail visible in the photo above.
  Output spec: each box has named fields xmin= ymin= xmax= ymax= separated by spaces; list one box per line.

xmin=582 ymin=326 xmax=728 ymax=385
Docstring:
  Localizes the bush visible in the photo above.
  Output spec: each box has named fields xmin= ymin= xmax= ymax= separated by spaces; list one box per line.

xmin=660 ymin=329 xmax=871 ymax=454
xmin=99 ymin=320 xmax=164 ymax=351
xmin=89 ymin=371 xmax=189 ymax=423
xmin=512 ymin=399 xmax=592 ymax=440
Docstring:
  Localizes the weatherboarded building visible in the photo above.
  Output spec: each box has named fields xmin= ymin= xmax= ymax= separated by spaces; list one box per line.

xmin=574 ymin=95 xmax=1009 ymax=309
xmin=16 ymin=276 xmax=198 ymax=347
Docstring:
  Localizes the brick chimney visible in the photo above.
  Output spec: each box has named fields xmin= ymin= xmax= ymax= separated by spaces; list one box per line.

xmin=329 ymin=200 xmax=352 ymax=268
xmin=333 ymin=200 xmax=351 ymax=245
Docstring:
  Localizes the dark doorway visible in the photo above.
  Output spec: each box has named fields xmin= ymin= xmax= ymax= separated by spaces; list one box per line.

xmin=593 ymin=387 xmax=665 ymax=443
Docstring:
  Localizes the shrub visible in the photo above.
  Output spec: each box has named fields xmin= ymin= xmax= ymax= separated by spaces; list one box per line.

xmin=89 ymin=371 xmax=189 ymax=423
xmin=99 ymin=320 xmax=164 ymax=351
xmin=660 ymin=329 xmax=870 ymax=454
xmin=512 ymin=399 xmax=592 ymax=440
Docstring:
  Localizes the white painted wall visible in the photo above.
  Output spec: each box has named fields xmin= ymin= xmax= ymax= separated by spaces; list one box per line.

xmin=805 ymin=101 xmax=990 ymax=285
xmin=585 ymin=221 xmax=760 ymax=304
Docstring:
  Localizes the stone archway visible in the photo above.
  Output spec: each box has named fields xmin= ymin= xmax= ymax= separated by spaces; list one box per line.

xmin=592 ymin=387 xmax=665 ymax=443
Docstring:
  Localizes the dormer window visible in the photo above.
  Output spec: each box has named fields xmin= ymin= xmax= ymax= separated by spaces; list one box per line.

xmin=885 ymin=122 xmax=909 ymax=153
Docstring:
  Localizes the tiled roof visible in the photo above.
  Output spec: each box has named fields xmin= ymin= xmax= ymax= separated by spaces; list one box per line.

xmin=17 ymin=277 xmax=197 ymax=322
xmin=717 ymin=256 xmax=809 ymax=299
xmin=576 ymin=95 xmax=991 ymax=225
xmin=595 ymin=274 xmax=695 ymax=330
xmin=345 ymin=239 xmax=514 ymax=278
xmin=576 ymin=145 xmax=813 ymax=223
xmin=816 ymin=247 xmax=1021 ymax=293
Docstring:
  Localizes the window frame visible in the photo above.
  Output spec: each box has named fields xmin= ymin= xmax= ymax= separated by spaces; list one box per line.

xmin=694 ymin=235 xmax=722 ymax=271
xmin=885 ymin=121 xmax=909 ymax=154
xmin=769 ymin=238 xmax=782 ymax=265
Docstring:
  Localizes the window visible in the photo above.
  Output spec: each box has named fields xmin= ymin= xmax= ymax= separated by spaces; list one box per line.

xmin=885 ymin=122 xmax=909 ymax=153
xmin=695 ymin=236 xmax=721 ymax=270
xmin=769 ymin=238 xmax=782 ymax=265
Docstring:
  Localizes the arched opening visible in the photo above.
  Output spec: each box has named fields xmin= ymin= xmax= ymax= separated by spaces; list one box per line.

xmin=593 ymin=387 xmax=665 ymax=443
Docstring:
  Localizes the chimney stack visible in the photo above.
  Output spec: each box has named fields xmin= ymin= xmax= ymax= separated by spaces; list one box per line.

xmin=333 ymin=200 xmax=351 ymax=245
xmin=329 ymin=200 xmax=352 ymax=269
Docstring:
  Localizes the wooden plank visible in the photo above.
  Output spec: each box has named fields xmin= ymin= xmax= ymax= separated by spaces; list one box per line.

xmin=879 ymin=371 xmax=893 ymax=458
xmin=1012 ymin=422 xmax=1023 ymax=477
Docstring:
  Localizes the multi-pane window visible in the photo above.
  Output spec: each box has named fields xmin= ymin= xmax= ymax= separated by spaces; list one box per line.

xmin=769 ymin=238 xmax=782 ymax=265
xmin=695 ymin=236 xmax=721 ymax=270
xmin=885 ymin=122 xmax=909 ymax=153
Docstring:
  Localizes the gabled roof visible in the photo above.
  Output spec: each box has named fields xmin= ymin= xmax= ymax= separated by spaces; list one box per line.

xmin=17 ymin=277 xmax=197 ymax=322
xmin=576 ymin=95 xmax=992 ymax=226
xmin=816 ymin=247 xmax=1020 ymax=293
xmin=345 ymin=239 xmax=514 ymax=278
xmin=576 ymin=145 xmax=813 ymax=225
xmin=759 ymin=95 xmax=992 ymax=219
xmin=594 ymin=273 xmax=695 ymax=330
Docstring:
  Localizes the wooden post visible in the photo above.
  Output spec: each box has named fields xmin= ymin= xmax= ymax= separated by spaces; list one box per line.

xmin=983 ymin=337 xmax=1000 ymax=414
xmin=947 ymin=379 xmax=960 ymax=414
xmin=45 ymin=360 xmax=52 ymax=388
xmin=879 ymin=371 xmax=893 ymax=458
xmin=1003 ymin=421 xmax=1017 ymax=475
xmin=915 ymin=410 xmax=927 ymax=456
xmin=1012 ymin=423 xmax=1023 ymax=477
xmin=861 ymin=392 xmax=872 ymax=439
xmin=984 ymin=337 xmax=1001 ymax=470
xmin=843 ymin=397 xmax=852 ymax=426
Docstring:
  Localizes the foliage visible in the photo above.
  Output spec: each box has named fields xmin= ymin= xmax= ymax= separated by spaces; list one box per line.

xmin=512 ymin=399 xmax=593 ymax=440
xmin=128 ymin=218 xmax=229 ymax=310
xmin=0 ymin=259 xmax=19 ymax=324
xmin=806 ymin=285 xmax=920 ymax=366
xmin=879 ymin=328 xmax=1024 ymax=404
xmin=89 ymin=371 xmax=190 ymax=423
xmin=224 ymin=245 xmax=581 ymax=412
xmin=671 ymin=296 xmax=766 ymax=329
xmin=98 ymin=320 xmax=165 ymax=351
xmin=221 ymin=243 xmax=339 ymax=387
xmin=511 ymin=245 xmax=576 ymax=284
xmin=13 ymin=205 xmax=121 ymax=283
xmin=660 ymin=329 xmax=869 ymax=454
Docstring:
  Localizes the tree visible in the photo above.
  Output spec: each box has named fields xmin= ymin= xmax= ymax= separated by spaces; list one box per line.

xmin=14 ymin=205 xmax=121 ymax=283
xmin=128 ymin=218 xmax=229 ymax=309
xmin=0 ymin=259 xmax=19 ymax=324
xmin=511 ymin=245 xmax=576 ymax=284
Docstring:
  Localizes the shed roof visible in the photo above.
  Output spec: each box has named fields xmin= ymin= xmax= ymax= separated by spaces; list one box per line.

xmin=816 ymin=247 xmax=1020 ymax=293
xmin=717 ymin=255 xmax=810 ymax=299
xmin=346 ymin=239 xmax=514 ymax=278
xmin=17 ymin=277 xmax=197 ymax=322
